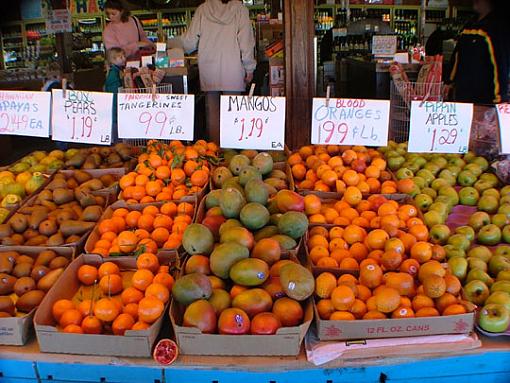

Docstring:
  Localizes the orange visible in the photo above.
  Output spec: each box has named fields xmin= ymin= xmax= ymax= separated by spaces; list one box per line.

xmin=142 ymin=205 xmax=159 ymax=216
xmin=315 ymin=272 xmax=337 ymax=299
xmin=112 ymin=313 xmax=135 ymax=335
xmin=98 ymin=262 xmax=120 ymax=279
xmin=415 ymin=307 xmax=440 ymax=317
xmin=77 ymin=265 xmax=98 ymax=286
xmin=366 ymin=229 xmax=389 ymax=250
xmin=431 ymin=245 xmax=447 ymax=262
xmin=153 ymin=215 xmax=173 ymax=230
xmin=444 ymin=275 xmax=462 ymax=295
xmin=371 ymin=158 xmax=386 ymax=171
xmin=272 ymin=297 xmax=304 ymax=327
xmin=99 ymin=274 xmax=123 ymax=295
xmin=391 ymin=306 xmax=415 ymax=318
xmin=138 ymin=296 xmax=165 ymax=324
xmin=409 ymin=224 xmax=429 ymax=241
xmin=349 ymin=299 xmax=368 ymax=319
xmin=342 ymin=224 xmax=366 ymax=245
xmin=94 ymin=239 xmax=111 ymax=250
xmin=422 ymin=275 xmax=446 ymax=298
xmin=330 ymin=311 xmax=356 ymax=321
xmin=374 ymin=287 xmax=401 ymax=313
xmin=153 ymin=272 xmax=175 ymax=290
xmin=63 ymin=324 xmax=84 ymax=334
xmin=330 ymin=249 xmax=351 ymax=264
xmin=308 ymin=234 xmax=329 ymax=249
xmin=121 ymin=287 xmax=145 ymax=305
xmin=400 ymin=258 xmax=420 ymax=277
xmin=397 ymin=179 xmax=415 ymax=194
xmin=356 ymin=284 xmax=372 ymax=302
xmin=398 ymin=205 xmax=418 ymax=221
xmin=344 ymin=186 xmax=362 ymax=206
xmin=410 ymin=241 xmax=433 ymax=263
xmin=98 ymin=219 xmax=118 ymax=235
xmin=378 ymin=202 xmax=397 ymax=217
xmin=310 ymin=226 xmax=329 ymax=238
xmin=138 ymin=214 xmax=155 ymax=231
xmin=384 ymin=237 xmax=405 ymax=255
xmin=339 ymin=257 xmax=359 ymax=270
xmin=81 ymin=316 xmax=102 ymax=334
xmin=342 ymin=170 xmax=360 ymax=186
xmin=303 ymin=194 xmax=321 ymax=215
xmin=329 ymin=226 xmax=344 ymax=239
xmin=349 ymin=242 xmax=368 ymax=262
xmin=363 ymin=310 xmax=386 ymax=320
xmin=442 ymin=304 xmax=467 ymax=316
xmin=398 ymin=232 xmax=418 ymax=253
xmin=160 ymin=202 xmax=178 ymax=217
xmin=329 ymin=237 xmax=348 ymax=252
xmin=136 ymin=253 xmax=160 ymax=273
xmin=322 ymin=207 xmax=339 ymax=223
xmin=145 ymin=283 xmax=170 ymax=303
xmin=359 ymin=263 xmax=383 ymax=289
xmin=330 ymin=285 xmax=355 ymax=311
xmin=288 ymin=152 xmax=303 ymax=166
xmin=341 ymin=149 xmax=357 ymax=165
xmin=190 ymin=169 xmax=209 ymax=187
xmin=77 ymin=299 xmax=94 ymax=317
xmin=118 ymin=231 xmax=138 ymax=253
xmin=59 ymin=309 xmax=83 ymax=328
xmin=135 ymin=229 xmax=151 ymax=240
xmin=308 ymin=214 xmax=326 ymax=224
xmin=52 ymin=299 xmax=75 ymax=322
xmin=417 ymin=261 xmax=446 ymax=283
xmin=111 ymin=216 xmax=127 ymax=232
xmin=292 ymin=163 xmax=307 ymax=180
xmin=309 ymin=246 xmax=330 ymax=265
xmin=321 ymin=169 xmax=338 ymax=187
xmin=151 ymin=227 xmax=170 ymax=246
xmin=316 ymin=299 xmax=335 ymax=320
xmin=316 ymin=257 xmax=339 ymax=268
xmin=132 ymin=269 xmax=154 ymax=291
xmin=381 ymin=250 xmax=403 ymax=271
xmin=412 ymin=294 xmax=435 ymax=311
xmin=400 ymin=296 xmax=412 ymax=308
xmin=436 ymin=293 xmax=458 ymax=314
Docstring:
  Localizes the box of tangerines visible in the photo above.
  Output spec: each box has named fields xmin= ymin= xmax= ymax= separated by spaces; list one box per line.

xmin=84 ymin=200 xmax=196 ymax=259
xmin=34 ymin=253 xmax=174 ymax=356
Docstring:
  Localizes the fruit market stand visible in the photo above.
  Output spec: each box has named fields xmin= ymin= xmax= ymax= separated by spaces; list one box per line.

xmin=1 ymin=335 xmax=510 ymax=382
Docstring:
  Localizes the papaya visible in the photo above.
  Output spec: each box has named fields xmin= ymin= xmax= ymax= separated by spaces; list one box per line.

xmin=277 ymin=211 xmax=308 ymax=240
xmin=210 ymin=242 xmax=250 ymax=279
xmin=230 ymin=258 xmax=270 ymax=287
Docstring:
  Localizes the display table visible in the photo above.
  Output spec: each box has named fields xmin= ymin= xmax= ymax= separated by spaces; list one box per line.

xmin=1 ymin=335 xmax=510 ymax=383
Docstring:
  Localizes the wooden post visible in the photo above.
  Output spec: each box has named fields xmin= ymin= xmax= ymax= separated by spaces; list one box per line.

xmin=284 ymin=0 xmax=315 ymax=150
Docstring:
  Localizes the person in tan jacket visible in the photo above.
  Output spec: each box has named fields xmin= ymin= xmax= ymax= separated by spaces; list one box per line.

xmin=179 ymin=0 xmax=256 ymax=144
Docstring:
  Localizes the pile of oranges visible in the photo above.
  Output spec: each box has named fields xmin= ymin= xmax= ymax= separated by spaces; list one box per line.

xmin=119 ymin=140 xmax=219 ymax=204
xmin=52 ymin=257 xmax=174 ymax=334
xmin=315 ymin=258 xmax=468 ymax=321
xmin=90 ymin=202 xmax=194 ymax=257
xmin=307 ymin=195 xmax=431 ymax=270
xmin=288 ymin=145 xmax=396 ymax=194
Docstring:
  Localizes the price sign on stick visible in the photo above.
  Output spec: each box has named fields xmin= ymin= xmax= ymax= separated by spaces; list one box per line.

xmin=496 ymin=103 xmax=510 ymax=154
xmin=117 ymin=93 xmax=194 ymax=140
xmin=220 ymin=95 xmax=285 ymax=150
xmin=117 ymin=93 xmax=195 ymax=141
xmin=311 ymin=98 xmax=390 ymax=146
xmin=51 ymin=89 xmax=113 ymax=145
xmin=0 ymin=91 xmax=51 ymax=137
xmin=408 ymin=101 xmax=473 ymax=153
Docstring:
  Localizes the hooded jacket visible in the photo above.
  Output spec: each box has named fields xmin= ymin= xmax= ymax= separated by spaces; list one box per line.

xmin=180 ymin=0 xmax=256 ymax=92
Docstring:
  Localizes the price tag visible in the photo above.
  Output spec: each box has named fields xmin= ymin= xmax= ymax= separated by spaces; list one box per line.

xmin=51 ymin=89 xmax=112 ymax=145
xmin=311 ymin=98 xmax=390 ymax=147
xmin=496 ymin=103 xmax=510 ymax=154
xmin=117 ymin=93 xmax=194 ymax=140
xmin=220 ymin=95 xmax=285 ymax=150
xmin=0 ymin=91 xmax=51 ymax=137
xmin=408 ymin=101 xmax=473 ymax=153
xmin=372 ymin=35 xmax=397 ymax=57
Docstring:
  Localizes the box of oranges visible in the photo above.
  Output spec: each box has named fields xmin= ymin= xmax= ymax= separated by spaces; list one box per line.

xmin=34 ymin=253 xmax=174 ymax=357
xmin=84 ymin=200 xmax=196 ymax=259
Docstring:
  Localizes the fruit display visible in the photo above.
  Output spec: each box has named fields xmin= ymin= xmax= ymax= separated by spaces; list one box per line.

xmin=5 ymin=150 xmax=65 ymax=175
xmin=0 ymin=171 xmax=115 ymax=246
xmin=211 ymin=151 xmax=290 ymax=194
xmin=380 ymin=141 xmax=502 ymax=228
xmin=119 ymin=140 xmax=219 ymax=204
xmin=222 ymin=148 xmax=287 ymax=165
xmin=62 ymin=144 xmax=137 ymax=170
xmin=49 ymin=257 xmax=173 ymax=335
xmin=85 ymin=201 xmax=195 ymax=257
xmin=0 ymin=249 xmax=71 ymax=318
xmin=172 ymin=251 xmax=313 ymax=335
xmin=287 ymin=145 xmax=392 ymax=194
xmin=200 ymin=187 xmax=309 ymax=254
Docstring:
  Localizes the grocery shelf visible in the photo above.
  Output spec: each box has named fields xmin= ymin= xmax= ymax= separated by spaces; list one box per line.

xmin=1 ymin=336 xmax=510 ymax=382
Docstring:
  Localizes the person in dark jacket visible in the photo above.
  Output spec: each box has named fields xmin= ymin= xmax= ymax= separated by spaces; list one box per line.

xmin=446 ymin=0 xmax=510 ymax=104
xmin=104 ymin=47 xmax=126 ymax=143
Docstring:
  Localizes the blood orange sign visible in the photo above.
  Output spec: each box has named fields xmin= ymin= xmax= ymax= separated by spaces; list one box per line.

xmin=408 ymin=101 xmax=473 ymax=153
xmin=311 ymin=98 xmax=390 ymax=146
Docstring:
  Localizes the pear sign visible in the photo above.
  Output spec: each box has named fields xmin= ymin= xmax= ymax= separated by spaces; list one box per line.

xmin=408 ymin=101 xmax=473 ymax=153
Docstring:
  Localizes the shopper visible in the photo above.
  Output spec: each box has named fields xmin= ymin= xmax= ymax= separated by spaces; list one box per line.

xmin=178 ymin=0 xmax=256 ymax=144
xmin=445 ymin=0 xmax=510 ymax=104
xmin=102 ymin=0 xmax=155 ymax=61
xmin=104 ymin=47 xmax=126 ymax=144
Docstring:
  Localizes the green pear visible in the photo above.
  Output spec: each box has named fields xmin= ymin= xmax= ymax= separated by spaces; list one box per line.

xmin=491 ymin=280 xmax=510 ymax=294
xmin=455 ymin=226 xmax=475 ymax=242
xmin=497 ymin=270 xmax=510 ymax=281
xmin=467 ymin=246 xmax=493 ymax=263
xmin=486 ymin=291 xmax=510 ymax=312
xmin=466 ymin=268 xmax=494 ymax=286
xmin=448 ymin=256 xmax=468 ymax=280
xmin=444 ymin=245 xmax=466 ymax=259
xmin=467 ymin=257 xmax=488 ymax=272
xmin=489 ymin=255 xmax=510 ymax=276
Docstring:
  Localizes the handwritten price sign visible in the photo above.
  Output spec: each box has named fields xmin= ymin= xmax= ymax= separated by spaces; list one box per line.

xmin=0 ymin=91 xmax=51 ymax=137
xmin=408 ymin=101 xmax=473 ymax=153
xmin=220 ymin=96 xmax=285 ymax=150
xmin=117 ymin=93 xmax=194 ymax=140
xmin=51 ymin=89 xmax=112 ymax=145
xmin=311 ymin=98 xmax=390 ymax=146
xmin=496 ymin=103 xmax=510 ymax=154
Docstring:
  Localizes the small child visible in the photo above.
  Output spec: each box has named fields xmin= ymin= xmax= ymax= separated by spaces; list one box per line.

xmin=105 ymin=47 xmax=126 ymax=143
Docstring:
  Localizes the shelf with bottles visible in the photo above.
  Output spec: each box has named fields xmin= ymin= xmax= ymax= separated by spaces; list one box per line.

xmin=165 ymin=26 xmax=187 ymax=39
xmin=332 ymin=34 xmax=372 ymax=57
xmin=74 ymin=17 xmax=103 ymax=35
xmin=315 ymin=7 xmax=334 ymax=32
xmin=161 ymin=9 xmax=188 ymax=28
xmin=452 ymin=7 xmax=476 ymax=24
xmin=425 ymin=8 xmax=448 ymax=23
xmin=132 ymin=11 xmax=159 ymax=29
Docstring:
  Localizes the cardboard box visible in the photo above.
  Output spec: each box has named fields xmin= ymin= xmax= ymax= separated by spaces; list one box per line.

xmin=314 ymin=302 xmax=475 ymax=340
xmin=269 ymin=57 xmax=284 ymax=86
xmin=0 ymin=246 xmax=74 ymax=345
xmin=34 ymin=254 xmax=169 ymax=357
xmin=265 ymin=40 xmax=284 ymax=58
xmin=84 ymin=199 xmax=196 ymax=257
xmin=170 ymin=298 xmax=313 ymax=356
xmin=270 ymin=86 xmax=285 ymax=97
